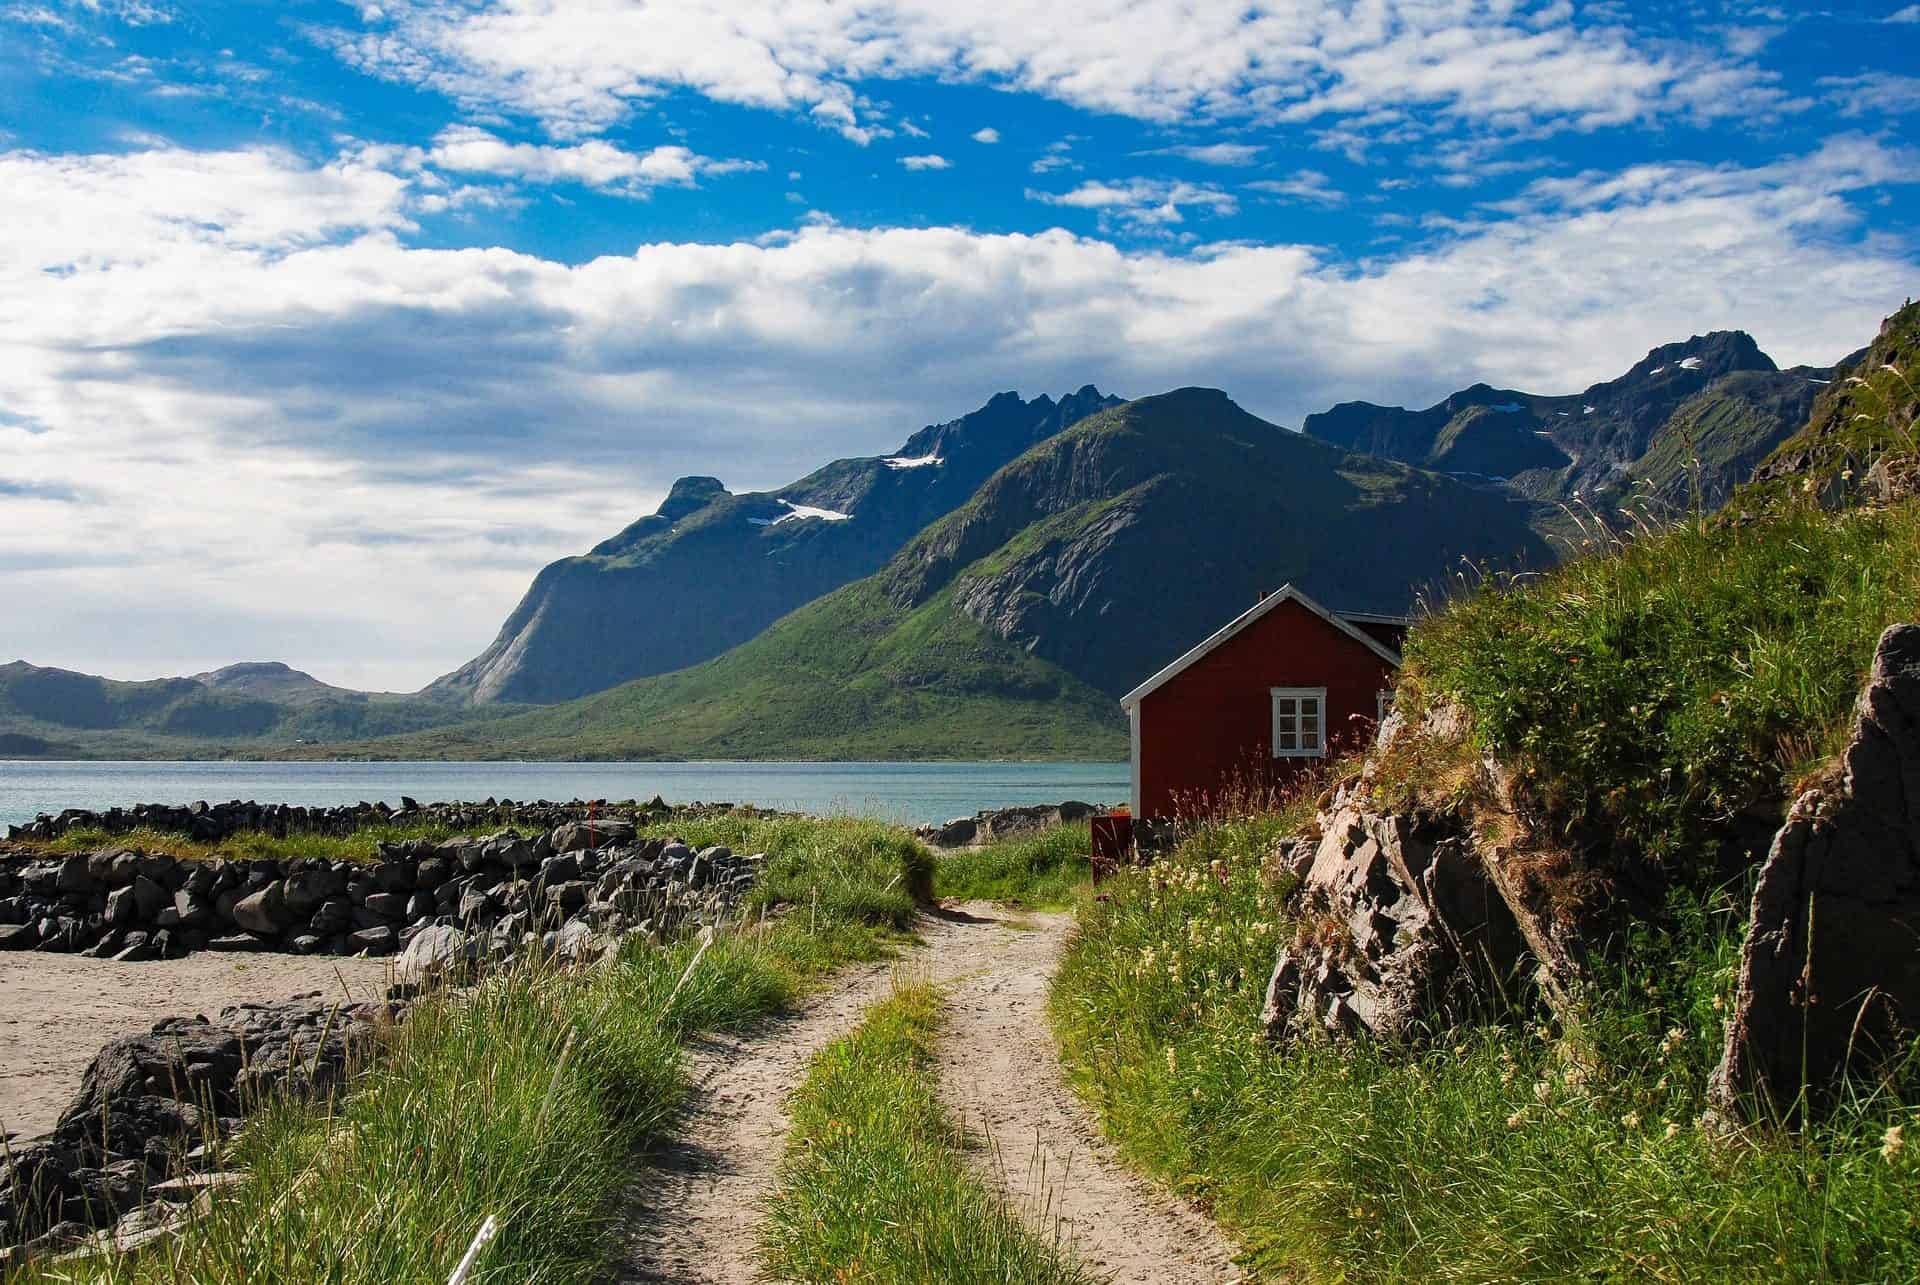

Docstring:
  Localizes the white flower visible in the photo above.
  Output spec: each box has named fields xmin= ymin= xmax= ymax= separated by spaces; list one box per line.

xmin=1884 ymin=1125 xmax=1906 ymax=1162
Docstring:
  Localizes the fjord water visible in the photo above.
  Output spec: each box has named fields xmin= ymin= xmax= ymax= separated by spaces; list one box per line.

xmin=0 ymin=760 xmax=1128 ymax=831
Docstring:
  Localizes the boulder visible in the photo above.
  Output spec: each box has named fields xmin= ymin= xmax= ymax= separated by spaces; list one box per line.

xmin=349 ymin=925 xmax=396 ymax=955
xmin=394 ymin=924 xmax=472 ymax=985
xmin=1711 ymin=624 xmax=1920 ymax=1120
xmin=282 ymin=867 xmax=345 ymax=918
xmin=230 ymin=882 xmax=287 ymax=936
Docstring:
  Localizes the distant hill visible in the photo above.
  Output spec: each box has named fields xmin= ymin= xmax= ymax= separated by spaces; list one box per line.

xmin=323 ymin=389 xmax=1553 ymax=761
xmin=189 ymin=661 xmax=375 ymax=708
xmin=1304 ymin=331 xmax=1840 ymax=514
xmin=0 ymin=659 xmax=513 ymax=758
xmin=428 ymin=386 xmax=1122 ymax=706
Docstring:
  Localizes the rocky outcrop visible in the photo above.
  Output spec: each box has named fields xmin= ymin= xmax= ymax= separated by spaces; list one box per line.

xmin=0 ymin=993 xmax=405 ymax=1256
xmin=0 ymin=820 xmax=763 ymax=961
xmin=915 ymin=801 xmax=1103 ymax=849
xmin=1710 ymin=624 xmax=1920 ymax=1120
xmin=1261 ymin=805 xmax=1529 ymax=1041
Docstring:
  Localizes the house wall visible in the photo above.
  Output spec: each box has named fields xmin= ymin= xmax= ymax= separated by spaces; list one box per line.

xmin=1134 ymin=598 xmax=1395 ymax=818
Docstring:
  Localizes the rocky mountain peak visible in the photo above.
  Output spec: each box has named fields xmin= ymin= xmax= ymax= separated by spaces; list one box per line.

xmin=657 ymin=476 xmax=730 ymax=523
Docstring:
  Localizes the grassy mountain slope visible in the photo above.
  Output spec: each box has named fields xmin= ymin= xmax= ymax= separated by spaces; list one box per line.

xmin=320 ymin=389 xmax=1552 ymax=760
xmin=428 ymin=386 xmax=1120 ymax=706
xmin=293 ymin=577 xmax=1128 ymax=760
xmin=1747 ymin=299 xmax=1919 ymax=505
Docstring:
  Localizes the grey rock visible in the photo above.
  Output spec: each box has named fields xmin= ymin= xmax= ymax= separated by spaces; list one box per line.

xmin=349 ymin=925 xmax=396 ymax=955
xmin=394 ymin=924 xmax=471 ymax=984
xmin=1711 ymin=624 xmax=1920 ymax=1120
xmin=230 ymin=881 xmax=287 ymax=935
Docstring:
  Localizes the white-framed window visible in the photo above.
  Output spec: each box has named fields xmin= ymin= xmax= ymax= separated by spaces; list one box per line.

xmin=1377 ymin=689 xmax=1395 ymax=724
xmin=1271 ymin=687 xmax=1327 ymax=758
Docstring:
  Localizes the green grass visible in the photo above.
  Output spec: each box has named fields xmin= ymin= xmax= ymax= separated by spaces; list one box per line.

xmin=930 ymin=822 xmax=1092 ymax=908
xmin=761 ymin=978 xmax=1095 ymax=1285
xmin=9 ymin=818 xmax=927 ymax=1284
xmin=1401 ymin=496 xmax=1920 ymax=865
xmin=1050 ymin=819 xmax=1920 ymax=1283
xmin=26 ymin=820 xmax=470 ymax=864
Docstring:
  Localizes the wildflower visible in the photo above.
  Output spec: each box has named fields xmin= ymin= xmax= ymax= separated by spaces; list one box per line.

xmin=1663 ymin=1121 xmax=1681 ymax=1141
xmin=1884 ymin=1125 xmax=1906 ymax=1163
xmin=1534 ymin=1079 xmax=1552 ymax=1103
xmin=1506 ymin=1110 xmax=1526 ymax=1129
xmin=1661 ymin=1027 xmax=1686 ymax=1055
xmin=1166 ymin=1046 xmax=1178 ymax=1074
xmin=1621 ymin=1111 xmax=1642 ymax=1130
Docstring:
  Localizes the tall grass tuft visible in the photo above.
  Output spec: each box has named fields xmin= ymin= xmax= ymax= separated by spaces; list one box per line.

xmin=761 ymin=977 xmax=1095 ymax=1284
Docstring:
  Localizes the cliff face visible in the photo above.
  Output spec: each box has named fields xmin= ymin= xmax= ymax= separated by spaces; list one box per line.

xmin=428 ymin=387 xmax=1121 ymax=706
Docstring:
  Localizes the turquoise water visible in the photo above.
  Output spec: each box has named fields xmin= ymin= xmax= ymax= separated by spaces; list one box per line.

xmin=0 ymin=760 xmax=1128 ymax=830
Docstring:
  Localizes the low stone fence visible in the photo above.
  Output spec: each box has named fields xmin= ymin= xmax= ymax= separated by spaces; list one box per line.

xmin=0 ymin=816 xmax=762 ymax=961
xmin=1 ymin=794 xmax=753 ymax=845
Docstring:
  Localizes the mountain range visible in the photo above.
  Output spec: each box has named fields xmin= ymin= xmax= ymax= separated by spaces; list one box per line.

xmin=0 ymin=324 xmax=1846 ymax=760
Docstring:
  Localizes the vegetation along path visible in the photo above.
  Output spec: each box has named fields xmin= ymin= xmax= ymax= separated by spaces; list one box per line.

xmin=610 ymin=901 xmax=1239 ymax=1284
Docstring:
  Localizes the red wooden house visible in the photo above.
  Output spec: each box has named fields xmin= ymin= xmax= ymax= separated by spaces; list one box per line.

xmin=1120 ymin=585 xmax=1407 ymax=820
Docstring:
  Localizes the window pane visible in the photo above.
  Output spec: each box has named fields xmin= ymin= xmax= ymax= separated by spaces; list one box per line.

xmin=1276 ymin=697 xmax=1295 ymax=717
xmin=1277 ymin=728 xmax=1297 ymax=750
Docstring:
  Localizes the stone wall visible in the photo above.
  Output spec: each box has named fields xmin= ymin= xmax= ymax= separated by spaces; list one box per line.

xmin=3 ymin=795 xmax=706 ymax=845
xmin=1 ymin=818 xmax=762 ymax=961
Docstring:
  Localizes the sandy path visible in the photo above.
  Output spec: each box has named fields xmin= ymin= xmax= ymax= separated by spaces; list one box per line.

xmin=608 ymin=906 xmax=1006 ymax=1283
xmin=610 ymin=903 xmax=1239 ymax=1284
xmin=936 ymin=912 xmax=1243 ymax=1284
xmin=0 ymin=952 xmax=394 ymax=1142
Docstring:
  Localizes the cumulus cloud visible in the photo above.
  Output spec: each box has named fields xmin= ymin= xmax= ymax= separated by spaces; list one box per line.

xmin=1886 ymin=5 xmax=1920 ymax=21
xmin=1 ymin=137 xmax=1913 ymax=683
xmin=899 ymin=153 xmax=950 ymax=170
xmin=319 ymin=0 xmax=1788 ymax=149
xmin=428 ymin=125 xmax=761 ymax=192
xmin=971 ymin=126 xmax=1000 ymax=143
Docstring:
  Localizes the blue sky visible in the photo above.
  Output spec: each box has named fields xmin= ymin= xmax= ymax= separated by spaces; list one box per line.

xmin=2 ymin=0 xmax=1917 ymax=688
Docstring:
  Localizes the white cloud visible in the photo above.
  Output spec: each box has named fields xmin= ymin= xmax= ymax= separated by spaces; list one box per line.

xmin=1886 ymin=5 xmax=1920 ymax=21
xmin=899 ymin=153 xmax=949 ymax=170
xmin=1150 ymin=142 xmax=1262 ymax=166
xmin=1819 ymin=72 xmax=1920 ymax=118
xmin=428 ymin=125 xmax=761 ymax=193
xmin=1 ymin=138 xmax=1913 ymax=684
xmin=971 ymin=126 xmax=1000 ymax=144
xmin=1028 ymin=177 xmax=1237 ymax=229
xmin=322 ymin=0 xmax=1788 ymax=149
xmin=1246 ymin=170 xmax=1347 ymax=206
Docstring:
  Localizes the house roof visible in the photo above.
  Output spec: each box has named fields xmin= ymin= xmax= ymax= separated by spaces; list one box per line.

xmin=1119 ymin=584 xmax=1406 ymax=709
